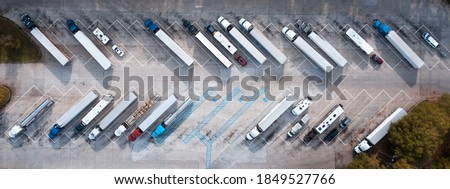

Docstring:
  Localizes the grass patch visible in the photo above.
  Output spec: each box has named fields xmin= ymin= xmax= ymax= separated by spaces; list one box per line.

xmin=0 ymin=16 xmax=40 ymax=63
xmin=0 ymin=86 xmax=11 ymax=109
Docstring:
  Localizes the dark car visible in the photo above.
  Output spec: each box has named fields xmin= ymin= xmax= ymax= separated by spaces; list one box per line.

xmin=234 ymin=54 xmax=247 ymax=66
xmin=339 ymin=116 xmax=351 ymax=129
xmin=188 ymin=25 xmax=198 ymax=35
xmin=303 ymin=130 xmax=318 ymax=144
xmin=371 ymin=54 xmax=383 ymax=64
xmin=205 ymin=25 xmax=216 ymax=34
xmin=439 ymin=49 xmax=448 ymax=58
xmin=324 ymin=128 xmax=339 ymax=142
xmin=182 ymin=19 xmax=191 ymax=28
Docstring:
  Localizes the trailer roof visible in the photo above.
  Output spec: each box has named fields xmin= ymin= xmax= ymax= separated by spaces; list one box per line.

xmin=195 ymin=32 xmax=232 ymax=68
xmin=229 ymin=28 xmax=267 ymax=64
xmin=155 ymin=30 xmax=194 ymax=66
xmin=97 ymin=92 xmax=138 ymax=130
xmin=386 ymin=32 xmax=425 ymax=69
xmin=55 ymin=91 xmax=98 ymax=127
xmin=308 ymin=32 xmax=347 ymax=67
xmin=30 ymin=29 xmax=70 ymax=65
xmin=292 ymin=34 xmax=334 ymax=72
xmin=137 ymin=95 xmax=177 ymax=131
xmin=74 ymin=31 xmax=112 ymax=70
xmin=257 ymin=96 xmax=295 ymax=130
xmin=345 ymin=28 xmax=374 ymax=55
xmin=367 ymin=108 xmax=407 ymax=144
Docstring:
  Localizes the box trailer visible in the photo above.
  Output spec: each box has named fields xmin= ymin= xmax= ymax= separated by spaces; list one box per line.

xmin=282 ymin=27 xmax=333 ymax=72
xmin=354 ymin=108 xmax=407 ymax=153
xmin=48 ymin=91 xmax=98 ymax=139
xmin=144 ymin=19 xmax=194 ymax=66
xmin=239 ymin=18 xmax=287 ymax=64
xmin=218 ymin=16 xmax=267 ymax=64
xmin=21 ymin=14 xmax=70 ymax=66
xmin=246 ymin=96 xmax=295 ymax=140
xmin=89 ymin=91 xmax=138 ymax=140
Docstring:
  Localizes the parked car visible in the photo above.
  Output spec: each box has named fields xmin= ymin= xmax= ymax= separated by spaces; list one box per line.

xmin=371 ymin=54 xmax=383 ymax=64
xmin=234 ymin=54 xmax=247 ymax=66
xmin=439 ymin=49 xmax=447 ymax=58
xmin=339 ymin=116 xmax=351 ymax=129
xmin=422 ymin=32 xmax=439 ymax=48
xmin=324 ymin=128 xmax=339 ymax=142
xmin=112 ymin=45 xmax=124 ymax=57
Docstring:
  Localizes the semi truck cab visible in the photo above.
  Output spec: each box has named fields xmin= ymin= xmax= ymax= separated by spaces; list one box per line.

xmin=48 ymin=126 xmax=62 ymax=139
xmin=8 ymin=125 xmax=24 ymax=138
xmin=128 ymin=129 xmax=142 ymax=142
xmin=144 ymin=19 xmax=159 ymax=33
xmin=354 ymin=140 xmax=370 ymax=154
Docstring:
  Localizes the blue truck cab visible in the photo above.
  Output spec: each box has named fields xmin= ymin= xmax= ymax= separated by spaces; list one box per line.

xmin=373 ymin=19 xmax=391 ymax=36
xmin=151 ymin=124 xmax=166 ymax=138
xmin=48 ymin=125 xmax=62 ymax=139
xmin=144 ymin=19 xmax=159 ymax=34
xmin=66 ymin=19 xmax=80 ymax=34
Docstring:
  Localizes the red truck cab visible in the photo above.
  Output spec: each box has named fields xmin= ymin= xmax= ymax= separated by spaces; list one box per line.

xmin=128 ymin=129 xmax=142 ymax=142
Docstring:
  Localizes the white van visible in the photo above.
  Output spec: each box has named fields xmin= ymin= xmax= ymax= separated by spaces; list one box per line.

xmin=422 ymin=32 xmax=439 ymax=48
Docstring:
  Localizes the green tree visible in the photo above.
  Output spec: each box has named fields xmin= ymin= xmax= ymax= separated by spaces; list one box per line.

xmin=347 ymin=153 xmax=385 ymax=169
xmin=433 ymin=158 xmax=450 ymax=168
xmin=0 ymin=85 xmax=11 ymax=109
xmin=392 ymin=158 xmax=414 ymax=169
xmin=388 ymin=101 xmax=450 ymax=164
xmin=437 ymin=93 xmax=450 ymax=116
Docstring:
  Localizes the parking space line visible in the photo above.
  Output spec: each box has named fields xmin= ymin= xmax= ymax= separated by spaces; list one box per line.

xmin=154 ymin=90 xmax=208 ymax=144
xmin=182 ymin=88 xmax=240 ymax=144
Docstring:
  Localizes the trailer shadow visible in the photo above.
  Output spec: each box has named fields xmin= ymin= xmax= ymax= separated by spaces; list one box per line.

xmin=48 ymin=134 xmax=71 ymax=149
xmin=88 ymin=134 xmax=112 ymax=152
xmin=393 ymin=66 xmax=418 ymax=88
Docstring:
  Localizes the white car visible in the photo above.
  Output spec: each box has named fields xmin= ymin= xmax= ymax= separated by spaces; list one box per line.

xmin=422 ymin=32 xmax=439 ymax=48
xmin=112 ymin=45 xmax=124 ymax=57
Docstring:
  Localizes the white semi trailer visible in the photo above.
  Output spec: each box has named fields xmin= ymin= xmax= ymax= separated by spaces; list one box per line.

xmin=373 ymin=20 xmax=424 ymax=69
xmin=75 ymin=94 xmax=114 ymax=132
xmin=218 ymin=16 xmax=267 ymax=64
xmin=246 ymin=96 xmax=295 ymax=140
xmin=144 ymin=19 xmax=194 ymax=66
xmin=66 ymin=19 xmax=112 ymax=70
xmin=21 ymin=14 xmax=70 ymax=66
xmin=182 ymin=20 xmax=232 ymax=68
xmin=354 ymin=108 xmax=407 ymax=153
xmin=282 ymin=27 xmax=334 ymax=72
xmin=88 ymin=92 xmax=138 ymax=140
xmin=48 ymin=91 xmax=98 ymax=139
xmin=239 ymin=18 xmax=287 ymax=65
xmin=296 ymin=19 xmax=348 ymax=67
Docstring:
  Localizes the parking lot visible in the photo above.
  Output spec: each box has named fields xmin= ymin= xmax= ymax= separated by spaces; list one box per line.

xmin=0 ymin=0 xmax=450 ymax=168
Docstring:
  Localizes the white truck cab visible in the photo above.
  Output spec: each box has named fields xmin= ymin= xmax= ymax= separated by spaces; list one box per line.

xmin=8 ymin=125 xmax=24 ymax=138
xmin=282 ymin=27 xmax=297 ymax=41
xmin=354 ymin=140 xmax=371 ymax=154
